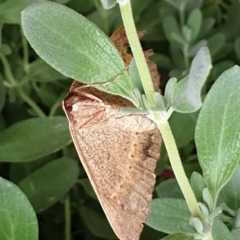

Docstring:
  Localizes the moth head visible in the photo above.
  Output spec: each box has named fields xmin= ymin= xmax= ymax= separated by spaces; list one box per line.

xmin=63 ymin=90 xmax=111 ymax=128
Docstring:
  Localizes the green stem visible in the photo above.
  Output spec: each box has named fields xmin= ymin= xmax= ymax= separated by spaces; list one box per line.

xmin=158 ymin=121 xmax=203 ymax=220
xmin=179 ymin=1 xmax=189 ymax=69
xmin=17 ymin=86 xmax=46 ymax=118
xmin=119 ymin=0 xmax=203 ymax=222
xmin=183 ymin=44 xmax=190 ymax=69
xmin=0 ymin=53 xmax=17 ymax=86
xmin=21 ymin=28 xmax=29 ymax=74
xmin=179 ymin=1 xmax=186 ymax=28
xmin=64 ymin=197 xmax=71 ymax=240
xmin=119 ymin=1 xmax=155 ymax=107
xmin=49 ymin=91 xmax=66 ymax=117
xmin=94 ymin=0 xmax=109 ymax=34
xmin=0 ymin=53 xmax=46 ymax=118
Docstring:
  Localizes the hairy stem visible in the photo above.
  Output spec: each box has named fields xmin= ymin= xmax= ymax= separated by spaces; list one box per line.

xmin=157 ymin=121 xmax=203 ymax=219
xmin=119 ymin=1 xmax=155 ymax=107
xmin=119 ymin=0 xmax=203 ymax=222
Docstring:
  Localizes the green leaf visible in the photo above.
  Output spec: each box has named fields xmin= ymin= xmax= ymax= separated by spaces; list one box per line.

xmin=169 ymin=111 xmax=197 ymax=148
xmin=162 ymin=16 xmax=181 ymax=44
xmin=153 ymin=92 xmax=166 ymax=111
xmin=32 ymin=82 xmax=58 ymax=107
xmin=0 ymin=23 xmax=2 ymax=43
xmin=78 ymin=178 xmax=97 ymax=200
xmin=164 ymin=77 xmax=177 ymax=109
xmin=0 ymin=177 xmax=38 ymax=240
xmin=146 ymin=198 xmax=191 ymax=234
xmin=232 ymin=229 xmax=240 ymax=240
xmin=220 ymin=2 xmax=240 ymax=41
xmin=9 ymin=154 xmax=57 ymax=183
xmin=220 ymin=166 xmax=240 ymax=211
xmin=0 ymin=43 xmax=12 ymax=55
xmin=128 ymin=58 xmax=144 ymax=94
xmin=198 ymin=18 xmax=215 ymax=39
xmin=18 ymin=157 xmax=79 ymax=212
xmin=213 ymin=43 xmax=232 ymax=62
xmin=207 ymin=33 xmax=225 ymax=58
xmin=155 ymin=179 xmax=184 ymax=199
xmin=187 ymin=8 xmax=202 ymax=41
xmin=150 ymin=53 xmax=172 ymax=70
xmin=234 ymin=37 xmax=240 ymax=63
xmin=28 ymin=59 xmax=67 ymax=82
xmin=171 ymin=32 xmax=187 ymax=45
xmin=131 ymin=0 xmax=150 ymax=19
xmin=172 ymin=47 xmax=212 ymax=113
xmin=209 ymin=60 xmax=234 ymax=83
xmin=163 ymin=0 xmax=183 ymax=9
xmin=189 ymin=40 xmax=207 ymax=58
xmin=79 ymin=205 xmax=117 ymax=239
xmin=23 ymin=2 xmax=109 ymax=81
xmin=141 ymin=224 xmax=165 ymax=240
xmin=120 ymin=107 xmax=148 ymax=114
xmin=0 ymin=0 xmax=43 ymax=24
xmin=190 ymin=172 xmax=205 ymax=202
xmin=233 ymin=209 xmax=240 ymax=229
xmin=169 ymin=44 xmax=185 ymax=73
xmin=21 ymin=2 xmax=138 ymax=105
xmin=212 ymin=218 xmax=235 ymax=240
xmin=182 ymin=26 xmax=191 ymax=43
xmin=161 ymin=233 xmax=194 ymax=240
xmin=100 ymin=0 xmax=117 ymax=9
xmin=0 ymin=117 xmax=71 ymax=162
xmin=195 ymin=66 xmax=240 ymax=196
xmin=185 ymin=0 xmax=202 ymax=13
xmin=0 ymin=74 xmax=6 ymax=112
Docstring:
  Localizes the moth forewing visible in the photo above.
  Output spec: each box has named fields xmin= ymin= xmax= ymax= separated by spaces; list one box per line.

xmin=63 ymin=83 xmax=161 ymax=240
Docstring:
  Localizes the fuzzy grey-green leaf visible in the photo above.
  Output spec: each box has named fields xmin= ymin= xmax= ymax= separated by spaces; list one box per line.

xmin=21 ymin=2 xmax=124 ymax=84
xmin=195 ymin=66 xmax=240 ymax=196
xmin=21 ymin=2 xmax=138 ymax=105
xmin=164 ymin=77 xmax=177 ymax=109
xmin=172 ymin=47 xmax=212 ymax=113
xmin=100 ymin=0 xmax=117 ymax=9
xmin=146 ymin=198 xmax=191 ymax=234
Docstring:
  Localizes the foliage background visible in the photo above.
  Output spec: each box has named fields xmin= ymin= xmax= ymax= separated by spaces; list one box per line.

xmin=0 ymin=0 xmax=240 ymax=239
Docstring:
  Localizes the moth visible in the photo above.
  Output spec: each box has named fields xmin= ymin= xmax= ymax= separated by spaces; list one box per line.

xmin=62 ymin=27 xmax=162 ymax=240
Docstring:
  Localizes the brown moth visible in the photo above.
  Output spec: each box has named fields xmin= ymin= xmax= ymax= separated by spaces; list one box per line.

xmin=62 ymin=27 xmax=162 ymax=240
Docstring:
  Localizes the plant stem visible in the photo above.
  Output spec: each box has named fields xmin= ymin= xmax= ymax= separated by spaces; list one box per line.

xmin=64 ymin=197 xmax=71 ymax=240
xmin=183 ymin=44 xmax=190 ymax=69
xmin=0 ymin=53 xmax=16 ymax=86
xmin=20 ymin=27 xmax=29 ymax=74
xmin=119 ymin=1 xmax=155 ymax=107
xmin=179 ymin=1 xmax=186 ymax=28
xmin=179 ymin=1 xmax=190 ymax=69
xmin=119 ymin=0 xmax=203 ymax=222
xmin=17 ymin=86 xmax=46 ymax=118
xmin=49 ymin=91 xmax=66 ymax=117
xmin=94 ymin=0 xmax=109 ymax=34
xmin=0 ymin=53 xmax=46 ymax=117
xmin=158 ymin=121 xmax=203 ymax=220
